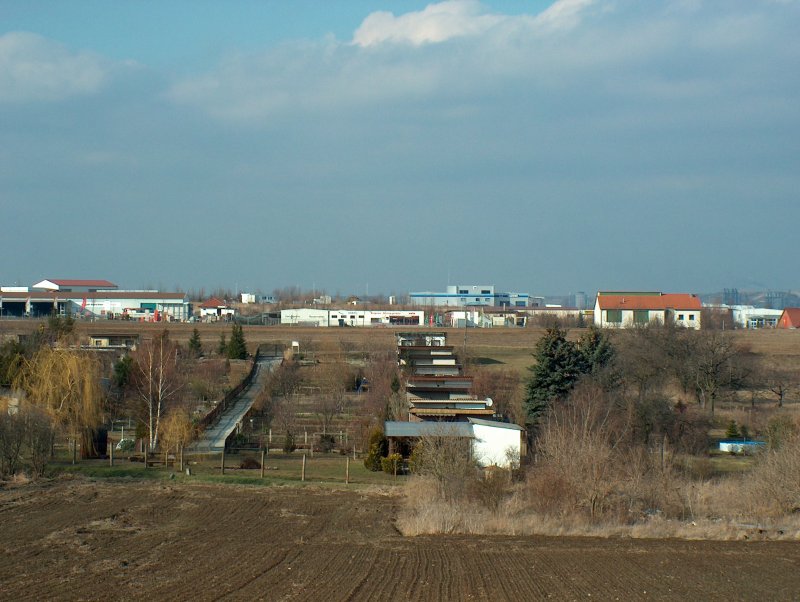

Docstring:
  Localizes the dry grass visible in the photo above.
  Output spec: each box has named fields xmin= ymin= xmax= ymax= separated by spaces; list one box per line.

xmin=398 ymin=474 xmax=800 ymax=540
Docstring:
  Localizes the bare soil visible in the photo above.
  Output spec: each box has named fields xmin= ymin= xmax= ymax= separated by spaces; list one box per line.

xmin=1 ymin=477 xmax=798 ymax=601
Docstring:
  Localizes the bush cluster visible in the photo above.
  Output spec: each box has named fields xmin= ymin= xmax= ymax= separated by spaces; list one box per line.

xmin=0 ymin=407 xmax=55 ymax=479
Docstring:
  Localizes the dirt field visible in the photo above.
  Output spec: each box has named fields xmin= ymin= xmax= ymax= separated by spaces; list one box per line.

xmin=1 ymin=477 xmax=798 ymax=601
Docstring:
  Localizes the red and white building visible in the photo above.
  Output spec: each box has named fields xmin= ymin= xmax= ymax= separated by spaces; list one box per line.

xmin=594 ymin=291 xmax=702 ymax=330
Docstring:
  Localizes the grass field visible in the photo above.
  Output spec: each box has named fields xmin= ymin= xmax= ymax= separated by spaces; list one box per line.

xmin=51 ymin=450 xmax=401 ymax=488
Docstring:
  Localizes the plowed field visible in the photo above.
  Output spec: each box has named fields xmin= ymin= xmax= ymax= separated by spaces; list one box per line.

xmin=1 ymin=478 xmax=797 ymax=601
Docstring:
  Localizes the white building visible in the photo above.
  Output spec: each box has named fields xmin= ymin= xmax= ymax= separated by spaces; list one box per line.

xmin=594 ymin=291 xmax=702 ymax=329
xmin=729 ymin=305 xmax=783 ymax=329
xmin=0 ymin=290 xmax=190 ymax=321
xmin=384 ymin=418 xmax=524 ymax=468
xmin=281 ymin=308 xmax=423 ymax=327
xmin=410 ymin=285 xmax=530 ymax=308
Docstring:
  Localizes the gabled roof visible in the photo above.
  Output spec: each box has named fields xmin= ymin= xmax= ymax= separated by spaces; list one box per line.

xmin=199 ymin=297 xmax=228 ymax=309
xmin=49 ymin=279 xmax=117 ymax=287
xmin=34 ymin=279 xmax=117 ymax=289
xmin=780 ymin=308 xmax=800 ymax=327
xmin=596 ymin=292 xmax=701 ymax=311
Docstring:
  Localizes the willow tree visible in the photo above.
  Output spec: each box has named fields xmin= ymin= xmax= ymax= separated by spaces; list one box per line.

xmin=132 ymin=331 xmax=182 ymax=451
xmin=14 ymin=347 xmax=104 ymax=458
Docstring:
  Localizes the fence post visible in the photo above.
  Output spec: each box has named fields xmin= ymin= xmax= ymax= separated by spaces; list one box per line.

xmin=346 ymin=456 xmax=350 ymax=485
xmin=260 ymin=449 xmax=265 ymax=479
xmin=179 ymin=444 xmax=183 ymax=472
xmin=301 ymin=454 xmax=306 ymax=482
xmin=109 ymin=439 xmax=114 ymax=467
xmin=221 ymin=449 xmax=225 ymax=475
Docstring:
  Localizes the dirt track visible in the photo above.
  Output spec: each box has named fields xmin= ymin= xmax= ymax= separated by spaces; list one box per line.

xmin=1 ymin=478 xmax=798 ymax=601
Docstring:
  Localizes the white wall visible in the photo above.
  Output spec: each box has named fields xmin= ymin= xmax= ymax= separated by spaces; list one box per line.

xmin=471 ymin=423 xmax=521 ymax=468
xmin=281 ymin=308 xmax=423 ymax=327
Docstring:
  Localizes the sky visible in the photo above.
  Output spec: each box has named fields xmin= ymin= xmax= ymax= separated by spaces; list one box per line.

xmin=1 ymin=0 xmax=799 ymax=297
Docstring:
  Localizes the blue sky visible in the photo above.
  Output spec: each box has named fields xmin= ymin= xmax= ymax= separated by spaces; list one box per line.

xmin=1 ymin=0 xmax=799 ymax=296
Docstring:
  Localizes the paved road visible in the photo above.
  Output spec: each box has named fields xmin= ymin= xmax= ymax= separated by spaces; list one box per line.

xmin=188 ymin=354 xmax=282 ymax=452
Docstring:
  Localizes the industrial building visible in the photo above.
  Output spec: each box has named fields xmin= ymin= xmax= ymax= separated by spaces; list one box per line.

xmin=0 ymin=278 xmax=190 ymax=321
xmin=410 ymin=285 xmax=530 ymax=308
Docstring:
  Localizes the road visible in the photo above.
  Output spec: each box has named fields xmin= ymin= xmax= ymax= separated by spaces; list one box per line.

xmin=188 ymin=353 xmax=282 ymax=452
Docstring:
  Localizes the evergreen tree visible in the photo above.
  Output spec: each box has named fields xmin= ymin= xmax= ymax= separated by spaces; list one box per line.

xmin=227 ymin=323 xmax=247 ymax=360
xmin=112 ymin=355 xmax=133 ymax=388
xmin=524 ymin=327 xmax=619 ymax=434
xmin=524 ymin=327 xmax=584 ymax=429
xmin=188 ymin=328 xmax=202 ymax=358
xmin=578 ymin=326 xmax=615 ymax=375
xmin=217 ymin=333 xmax=227 ymax=356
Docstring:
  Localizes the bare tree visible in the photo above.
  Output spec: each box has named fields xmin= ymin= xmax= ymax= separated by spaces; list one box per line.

xmin=763 ymin=364 xmax=797 ymax=407
xmin=132 ymin=331 xmax=183 ymax=451
xmin=472 ymin=368 xmax=522 ymax=423
xmin=687 ymin=332 xmax=746 ymax=415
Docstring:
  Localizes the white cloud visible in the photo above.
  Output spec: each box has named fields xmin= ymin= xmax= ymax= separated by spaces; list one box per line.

xmin=532 ymin=0 xmax=597 ymax=31
xmin=0 ymin=32 xmax=109 ymax=103
xmin=352 ymin=0 xmax=504 ymax=47
xmin=166 ymin=0 xmax=800 ymax=127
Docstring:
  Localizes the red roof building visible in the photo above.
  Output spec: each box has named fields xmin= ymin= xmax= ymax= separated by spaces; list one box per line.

xmin=594 ymin=291 xmax=702 ymax=329
xmin=778 ymin=308 xmax=800 ymax=329
xmin=32 ymin=279 xmax=118 ymax=292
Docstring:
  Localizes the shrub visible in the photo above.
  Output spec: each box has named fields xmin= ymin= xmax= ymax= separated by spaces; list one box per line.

xmin=239 ymin=457 xmax=261 ymax=470
xmin=0 ymin=407 xmax=55 ymax=479
xmin=381 ymin=453 xmax=403 ymax=475
xmin=283 ymin=432 xmax=296 ymax=454
xmin=725 ymin=420 xmax=740 ymax=439
xmin=318 ymin=433 xmax=335 ymax=453
xmin=23 ymin=408 xmax=54 ymax=477
xmin=363 ymin=428 xmax=387 ymax=471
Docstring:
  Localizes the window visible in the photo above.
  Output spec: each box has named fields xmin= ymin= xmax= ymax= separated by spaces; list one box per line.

xmin=481 ymin=289 xmax=491 ymax=294
xmin=606 ymin=309 xmax=622 ymax=323
xmin=475 ymin=297 xmax=480 ymax=302
xmin=689 ymin=314 xmax=695 ymax=320
xmin=633 ymin=310 xmax=649 ymax=325
xmin=459 ymin=289 xmax=468 ymax=294
xmin=678 ymin=314 xmax=685 ymax=320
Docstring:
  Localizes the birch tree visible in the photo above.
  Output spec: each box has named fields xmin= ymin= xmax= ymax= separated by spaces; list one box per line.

xmin=133 ymin=331 xmax=182 ymax=451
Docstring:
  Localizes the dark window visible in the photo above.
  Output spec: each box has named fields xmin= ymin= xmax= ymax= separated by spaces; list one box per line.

xmin=606 ymin=309 xmax=622 ymax=323
xmin=481 ymin=289 xmax=491 ymax=294
xmin=633 ymin=310 xmax=649 ymax=324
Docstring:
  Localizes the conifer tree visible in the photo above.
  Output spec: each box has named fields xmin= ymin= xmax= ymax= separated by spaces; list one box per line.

xmin=227 ymin=323 xmax=247 ymax=360
xmin=188 ymin=328 xmax=202 ymax=358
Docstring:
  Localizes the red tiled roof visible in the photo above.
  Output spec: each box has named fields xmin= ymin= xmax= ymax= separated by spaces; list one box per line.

xmin=199 ymin=297 xmax=227 ymax=308
xmin=780 ymin=308 xmax=800 ymax=328
xmin=49 ymin=279 xmax=117 ymax=287
xmin=597 ymin=293 xmax=701 ymax=311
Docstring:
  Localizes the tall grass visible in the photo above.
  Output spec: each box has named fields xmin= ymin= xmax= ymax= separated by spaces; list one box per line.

xmin=398 ymin=414 xmax=800 ymax=540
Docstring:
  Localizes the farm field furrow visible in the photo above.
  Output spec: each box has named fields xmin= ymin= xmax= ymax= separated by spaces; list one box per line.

xmin=1 ymin=478 xmax=799 ymax=601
